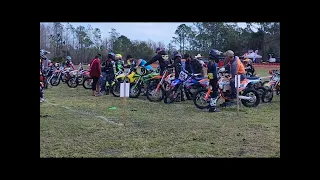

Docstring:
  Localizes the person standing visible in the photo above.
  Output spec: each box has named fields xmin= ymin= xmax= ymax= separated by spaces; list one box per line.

xmin=89 ymin=54 xmax=102 ymax=96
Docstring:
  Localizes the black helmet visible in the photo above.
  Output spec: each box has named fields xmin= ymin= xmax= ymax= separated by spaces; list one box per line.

xmin=209 ymin=49 xmax=222 ymax=60
xmin=107 ymin=52 xmax=115 ymax=60
xmin=172 ymin=51 xmax=182 ymax=59
xmin=126 ymin=54 xmax=133 ymax=60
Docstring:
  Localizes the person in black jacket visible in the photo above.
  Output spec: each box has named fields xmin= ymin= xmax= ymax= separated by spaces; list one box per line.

xmin=184 ymin=54 xmax=203 ymax=75
xmin=144 ymin=47 xmax=169 ymax=75
xmin=171 ymin=51 xmax=182 ymax=79
xmin=172 ymin=51 xmax=190 ymax=101
xmin=101 ymin=53 xmax=115 ymax=95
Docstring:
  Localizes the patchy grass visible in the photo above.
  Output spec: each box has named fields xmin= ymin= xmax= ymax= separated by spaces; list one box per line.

xmin=40 ymin=67 xmax=280 ymax=158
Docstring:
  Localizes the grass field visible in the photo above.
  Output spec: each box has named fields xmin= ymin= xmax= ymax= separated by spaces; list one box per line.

xmin=40 ymin=67 xmax=280 ymax=158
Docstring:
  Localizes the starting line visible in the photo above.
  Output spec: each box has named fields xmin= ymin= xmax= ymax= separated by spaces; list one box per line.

xmin=44 ymin=100 xmax=123 ymax=126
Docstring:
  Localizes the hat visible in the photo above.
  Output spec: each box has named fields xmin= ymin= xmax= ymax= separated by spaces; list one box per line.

xmin=195 ymin=54 xmax=202 ymax=58
xmin=224 ymin=50 xmax=234 ymax=57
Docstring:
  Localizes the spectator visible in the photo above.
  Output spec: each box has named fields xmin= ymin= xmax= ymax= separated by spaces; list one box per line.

xmin=89 ymin=54 xmax=102 ymax=96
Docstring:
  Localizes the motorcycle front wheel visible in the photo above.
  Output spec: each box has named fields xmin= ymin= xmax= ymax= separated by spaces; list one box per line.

xmin=192 ymin=89 xmax=211 ymax=109
xmin=146 ymin=80 xmax=165 ymax=102
xmin=50 ymin=76 xmax=60 ymax=86
xmin=82 ymin=77 xmax=93 ymax=89
xmin=164 ymin=85 xmax=181 ymax=104
xmin=67 ymin=77 xmax=79 ymax=88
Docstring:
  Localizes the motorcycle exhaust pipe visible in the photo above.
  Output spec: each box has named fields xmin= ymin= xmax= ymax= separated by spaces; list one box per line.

xmin=238 ymin=95 xmax=253 ymax=100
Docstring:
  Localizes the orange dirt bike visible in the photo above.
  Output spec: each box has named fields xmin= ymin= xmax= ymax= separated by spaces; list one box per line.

xmin=193 ymin=74 xmax=261 ymax=109
xmin=146 ymin=66 xmax=175 ymax=102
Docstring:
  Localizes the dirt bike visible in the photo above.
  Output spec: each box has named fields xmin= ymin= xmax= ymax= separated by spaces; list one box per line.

xmin=263 ymin=70 xmax=280 ymax=95
xmin=164 ymin=70 xmax=208 ymax=104
xmin=246 ymin=76 xmax=273 ymax=103
xmin=220 ymin=68 xmax=272 ymax=103
xmin=146 ymin=66 xmax=175 ymax=102
xmin=82 ymin=69 xmax=123 ymax=90
xmin=50 ymin=67 xmax=71 ymax=86
xmin=126 ymin=68 xmax=160 ymax=98
xmin=66 ymin=63 xmax=86 ymax=88
xmin=111 ymin=68 xmax=136 ymax=97
xmin=193 ymin=74 xmax=261 ymax=109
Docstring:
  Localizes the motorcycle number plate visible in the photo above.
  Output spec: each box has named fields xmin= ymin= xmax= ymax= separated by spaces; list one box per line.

xmin=208 ymin=73 xmax=214 ymax=79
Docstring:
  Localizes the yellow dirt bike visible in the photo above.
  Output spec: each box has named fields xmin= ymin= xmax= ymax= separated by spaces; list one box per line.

xmin=110 ymin=67 xmax=137 ymax=97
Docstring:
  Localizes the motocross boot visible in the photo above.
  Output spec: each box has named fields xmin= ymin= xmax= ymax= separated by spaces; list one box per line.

xmin=105 ymin=87 xmax=110 ymax=95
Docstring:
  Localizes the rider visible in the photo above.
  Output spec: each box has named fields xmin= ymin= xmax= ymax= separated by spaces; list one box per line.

xmin=243 ymin=58 xmax=255 ymax=77
xmin=224 ymin=50 xmax=246 ymax=104
xmin=114 ymin=54 xmax=124 ymax=73
xmin=128 ymin=55 xmax=154 ymax=96
xmin=126 ymin=55 xmax=136 ymax=68
xmin=207 ymin=49 xmax=221 ymax=112
xmin=172 ymin=51 xmax=188 ymax=101
xmin=64 ymin=56 xmax=75 ymax=70
xmin=101 ymin=52 xmax=115 ymax=95
xmin=134 ymin=58 xmax=153 ymax=72
xmin=144 ymin=47 xmax=169 ymax=75
xmin=171 ymin=51 xmax=183 ymax=79
xmin=184 ymin=54 xmax=203 ymax=75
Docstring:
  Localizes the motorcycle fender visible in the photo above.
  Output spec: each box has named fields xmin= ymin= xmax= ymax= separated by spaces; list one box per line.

xmin=116 ymin=74 xmax=125 ymax=79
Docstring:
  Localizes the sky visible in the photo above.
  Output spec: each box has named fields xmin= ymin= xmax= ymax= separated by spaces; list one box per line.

xmin=48 ymin=22 xmax=251 ymax=45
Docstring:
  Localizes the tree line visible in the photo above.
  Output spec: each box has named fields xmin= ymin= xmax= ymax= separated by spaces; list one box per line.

xmin=40 ymin=22 xmax=280 ymax=64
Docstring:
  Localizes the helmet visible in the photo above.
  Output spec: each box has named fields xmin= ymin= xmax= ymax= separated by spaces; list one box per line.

xmin=155 ymin=47 xmax=164 ymax=53
xmin=209 ymin=49 xmax=222 ymax=60
xmin=115 ymin=54 xmax=122 ymax=60
xmin=66 ymin=56 xmax=72 ymax=61
xmin=172 ymin=51 xmax=182 ymax=59
xmin=218 ymin=67 xmax=226 ymax=73
xmin=107 ymin=52 xmax=115 ymax=60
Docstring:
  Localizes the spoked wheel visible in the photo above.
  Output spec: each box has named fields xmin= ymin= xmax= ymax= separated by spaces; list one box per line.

xmin=82 ymin=77 xmax=93 ymax=89
xmin=129 ymin=83 xmax=141 ymax=98
xmin=193 ymin=89 xmax=211 ymax=109
xmin=50 ymin=76 xmax=60 ymax=86
xmin=241 ymin=89 xmax=260 ymax=107
xmin=261 ymin=87 xmax=273 ymax=103
xmin=164 ymin=86 xmax=181 ymax=104
xmin=192 ymin=89 xmax=223 ymax=109
xmin=111 ymin=81 xmax=121 ymax=97
xmin=146 ymin=83 xmax=165 ymax=102
xmin=67 ymin=77 xmax=79 ymax=88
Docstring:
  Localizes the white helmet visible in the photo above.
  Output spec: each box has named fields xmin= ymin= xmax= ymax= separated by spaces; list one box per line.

xmin=218 ymin=67 xmax=226 ymax=73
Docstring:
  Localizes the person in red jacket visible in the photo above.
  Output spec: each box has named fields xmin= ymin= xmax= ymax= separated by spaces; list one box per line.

xmin=89 ymin=54 xmax=102 ymax=96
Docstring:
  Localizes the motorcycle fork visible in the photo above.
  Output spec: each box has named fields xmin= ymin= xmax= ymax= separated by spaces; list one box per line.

xmin=155 ymin=71 xmax=166 ymax=93
xmin=204 ymin=86 xmax=212 ymax=100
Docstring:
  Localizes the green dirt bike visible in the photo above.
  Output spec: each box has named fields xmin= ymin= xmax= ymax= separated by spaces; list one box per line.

xmin=111 ymin=67 xmax=159 ymax=98
xmin=129 ymin=69 xmax=160 ymax=98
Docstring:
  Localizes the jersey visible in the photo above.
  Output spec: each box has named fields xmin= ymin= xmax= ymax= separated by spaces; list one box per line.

xmin=139 ymin=59 xmax=153 ymax=71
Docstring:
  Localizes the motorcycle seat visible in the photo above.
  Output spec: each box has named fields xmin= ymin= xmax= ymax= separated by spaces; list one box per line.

xmin=246 ymin=76 xmax=260 ymax=80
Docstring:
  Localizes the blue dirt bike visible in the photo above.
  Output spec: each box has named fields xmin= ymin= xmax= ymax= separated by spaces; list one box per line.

xmin=164 ymin=70 xmax=209 ymax=104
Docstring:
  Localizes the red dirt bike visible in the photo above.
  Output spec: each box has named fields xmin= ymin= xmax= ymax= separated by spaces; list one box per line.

xmin=49 ymin=66 xmax=71 ymax=86
xmin=263 ymin=70 xmax=280 ymax=95
xmin=82 ymin=71 xmax=93 ymax=89
xmin=193 ymin=73 xmax=261 ymax=109
xmin=66 ymin=63 xmax=86 ymax=88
